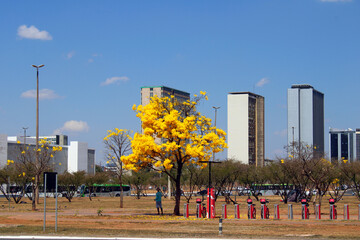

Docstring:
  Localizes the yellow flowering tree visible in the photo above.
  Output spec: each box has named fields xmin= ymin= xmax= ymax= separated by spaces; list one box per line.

xmin=13 ymin=139 xmax=62 ymax=210
xmin=121 ymin=92 xmax=227 ymax=215
xmin=103 ymin=128 xmax=132 ymax=208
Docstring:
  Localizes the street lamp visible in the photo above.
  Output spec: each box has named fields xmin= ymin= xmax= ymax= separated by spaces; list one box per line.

xmin=32 ymin=64 xmax=44 ymax=204
xmin=212 ymin=106 xmax=220 ymax=162
xmin=199 ymin=106 xmax=221 ymax=218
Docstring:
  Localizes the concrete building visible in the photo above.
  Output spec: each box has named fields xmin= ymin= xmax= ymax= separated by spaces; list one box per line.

xmin=227 ymin=92 xmax=265 ymax=166
xmin=329 ymin=128 xmax=357 ymax=163
xmin=140 ymin=86 xmax=190 ymax=143
xmin=287 ymin=84 xmax=324 ymax=156
xmin=0 ymin=134 xmax=95 ymax=174
xmin=357 ymin=129 xmax=360 ymax=161
xmin=141 ymin=86 xmax=190 ymax=106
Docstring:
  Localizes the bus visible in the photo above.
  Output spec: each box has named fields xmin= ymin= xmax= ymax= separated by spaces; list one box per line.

xmin=79 ymin=184 xmax=131 ymax=197
xmin=238 ymin=184 xmax=295 ymax=196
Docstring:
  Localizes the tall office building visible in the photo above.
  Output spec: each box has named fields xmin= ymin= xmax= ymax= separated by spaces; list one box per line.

xmin=141 ymin=86 xmax=190 ymax=106
xmin=329 ymin=128 xmax=357 ymax=163
xmin=357 ymin=129 xmax=360 ymax=161
xmin=140 ymin=86 xmax=190 ymax=144
xmin=227 ymin=92 xmax=265 ymax=166
xmin=287 ymin=84 xmax=324 ymax=155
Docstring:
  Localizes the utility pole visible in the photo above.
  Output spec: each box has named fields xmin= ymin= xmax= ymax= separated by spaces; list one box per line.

xmin=32 ymin=64 xmax=44 ymax=207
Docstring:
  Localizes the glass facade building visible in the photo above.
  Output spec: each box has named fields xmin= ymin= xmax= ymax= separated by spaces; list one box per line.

xmin=329 ymin=128 xmax=357 ymax=163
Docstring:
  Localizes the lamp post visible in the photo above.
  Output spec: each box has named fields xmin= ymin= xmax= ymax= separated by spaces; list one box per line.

xmin=32 ymin=64 xmax=44 ymax=205
xmin=212 ymin=106 xmax=220 ymax=162
xmin=199 ymin=106 xmax=221 ymax=218
xmin=22 ymin=127 xmax=29 ymax=146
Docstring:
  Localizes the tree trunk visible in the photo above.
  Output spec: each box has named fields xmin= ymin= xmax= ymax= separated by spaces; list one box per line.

xmin=119 ymin=175 xmax=123 ymax=208
xmin=31 ymin=185 xmax=36 ymax=211
xmin=173 ymin=164 xmax=183 ymax=216
xmin=35 ymin=174 xmax=40 ymax=204
xmin=173 ymin=178 xmax=181 ymax=215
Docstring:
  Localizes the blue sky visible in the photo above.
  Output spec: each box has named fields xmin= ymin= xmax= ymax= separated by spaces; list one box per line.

xmin=1 ymin=0 xmax=359 ymax=164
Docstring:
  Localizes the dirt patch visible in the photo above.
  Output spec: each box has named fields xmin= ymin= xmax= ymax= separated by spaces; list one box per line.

xmin=1 ymin=195 xmax=360 ymax=239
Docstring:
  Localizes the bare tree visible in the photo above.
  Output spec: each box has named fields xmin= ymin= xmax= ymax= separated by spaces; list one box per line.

xmin=266 ymin=160 xmax=294 ymax=204
xmin=124 ymin=169 xmax=151 ymax=199
xmin=13 ymin=139 xmax=62 ymax=210
xmin=84 ymin=172 xmax=109 ymax=201
xmin=342 ymin=161 xmax=360 ymax=201
xmin=58 ymin=171 xmax=86 ymax=202
xmin=287 ymin=141 xmax=335 ymax=205
xmin=239 ymin=164 xmax=267 ymax=201
xmin=103 ymin=129 xmax=132 ymax=208
xmin=212 ymin=159 xmax=243 ymax=204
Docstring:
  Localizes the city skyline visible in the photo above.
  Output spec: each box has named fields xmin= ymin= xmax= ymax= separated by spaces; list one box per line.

xmin=1 ymin=1 xmax=360 ymax=164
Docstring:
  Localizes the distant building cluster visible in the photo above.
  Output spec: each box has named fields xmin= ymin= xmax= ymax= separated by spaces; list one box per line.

xmin=0 ymin=134 xmax=95 ymax=174
xmin=3 ymin=83 xmax=358 ymax=173
xmin=141 ymin=84 xmax=358 ymax=166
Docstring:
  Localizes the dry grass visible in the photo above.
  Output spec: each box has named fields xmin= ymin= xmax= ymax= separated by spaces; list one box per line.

xmin=1 ymin=195 xmax=360 ymax=239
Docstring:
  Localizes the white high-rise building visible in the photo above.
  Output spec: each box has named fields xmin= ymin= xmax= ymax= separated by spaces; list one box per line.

xmin=227 ymin=92 xmax=264 ymax=166
xmin=287 ymin=84 xmax=324 ymax=155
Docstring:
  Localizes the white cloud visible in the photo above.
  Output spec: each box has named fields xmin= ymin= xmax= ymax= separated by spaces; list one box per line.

xmin=17 ymin=25 xmax=52 ymax=40
xmin=21 ymin=89 xmax=60 ymax=100
xmin=66 ymin=51 xmax=75 ymax=59
xmin=320 ymin=0 xmax=352 ymax=2
xmin=88 ymin=53 xmax=102 ymax=63
xmin=256 ymin=78 xmax=269 ymax=87
xmin=100 ymin=76 xmax=129 ymax=86
xmin=54 ymin=120 xmax=89 ymax=134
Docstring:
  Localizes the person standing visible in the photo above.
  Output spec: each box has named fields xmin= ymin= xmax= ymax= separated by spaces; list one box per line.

xmin=155 ymin=188 xmax=163 ymax=215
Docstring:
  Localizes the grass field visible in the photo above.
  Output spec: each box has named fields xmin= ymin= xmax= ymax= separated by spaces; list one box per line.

xmin=1 ymin=194 xmax=360 ymax=239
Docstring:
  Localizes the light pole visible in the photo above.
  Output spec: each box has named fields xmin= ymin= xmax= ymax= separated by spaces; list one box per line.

xmin=212 ymin=106 xmax=220 ymax=163
xmin=199 ymin=106 xmax=221 ymax=218
xmin=32 ymin=64 xmax=44 ymax=205
xmin=22 ymin=127 xmax=29 ymax=146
